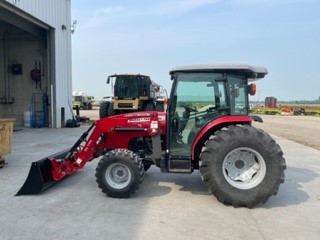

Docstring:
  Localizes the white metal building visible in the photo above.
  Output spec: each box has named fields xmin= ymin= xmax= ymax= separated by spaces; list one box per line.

xmin=0 ymin=0 xmax=72 ymax=128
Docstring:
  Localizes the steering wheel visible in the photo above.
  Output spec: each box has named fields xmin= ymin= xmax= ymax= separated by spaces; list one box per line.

xmin=180 ymin=104 xmax=198 ymax=113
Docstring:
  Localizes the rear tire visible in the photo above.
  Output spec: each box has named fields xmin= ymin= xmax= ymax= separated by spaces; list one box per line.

xmin=95 ymin=149 xmax=144 ymax=198
xmin=200 ymin=125 xmax=286 ymax=207
xmin=108 ymin=103 xmax=115 ymax=116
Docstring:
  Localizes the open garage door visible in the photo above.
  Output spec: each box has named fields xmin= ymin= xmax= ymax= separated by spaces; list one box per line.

xmin=0 ymin=2 xmax=55 ymax=127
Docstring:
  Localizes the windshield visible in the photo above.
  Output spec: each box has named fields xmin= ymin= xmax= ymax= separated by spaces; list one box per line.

xmin=171 ymin=72 xmax=228 ymax=116
xmin=114 ymin=77 xmax=139 ymax=98
xmin=73 ymin=96 xmax=83 ymax=101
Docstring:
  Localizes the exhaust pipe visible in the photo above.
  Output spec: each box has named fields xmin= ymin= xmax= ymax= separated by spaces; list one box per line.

xmin=16 ymin=149 xmax=70 ymax=196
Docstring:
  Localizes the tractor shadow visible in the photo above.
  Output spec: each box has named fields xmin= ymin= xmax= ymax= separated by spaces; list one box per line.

xmin=32 ymin=164 xmax=319 ymax=209
xmin=139 ymin=167 xmax=210 ymax=198
xmin=140 ymin=165 xmax=319 ymax=209
xmin=31 ymin=165 xmax=208 ymax=199
xmin=261 ymin=166 xmax=320 ymax=208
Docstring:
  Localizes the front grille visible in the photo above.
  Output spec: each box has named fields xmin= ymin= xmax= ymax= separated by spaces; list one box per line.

xmin=118 ymin=103 xmax=134 ymax=108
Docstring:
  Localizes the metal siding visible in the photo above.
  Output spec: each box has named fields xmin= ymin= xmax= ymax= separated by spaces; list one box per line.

xmin=4 ymin=0 xmax=73 ymax=127
xmin=5 ymin=0 xmax=70 ymax=27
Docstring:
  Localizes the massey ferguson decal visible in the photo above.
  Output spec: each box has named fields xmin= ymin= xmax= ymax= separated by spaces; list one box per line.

xmin=128 ymin=117 xmax=150 ymax=123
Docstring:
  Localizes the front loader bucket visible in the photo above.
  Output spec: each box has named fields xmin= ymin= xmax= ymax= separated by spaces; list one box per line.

xmin=16 ymin=149 xmax=70 ymax=196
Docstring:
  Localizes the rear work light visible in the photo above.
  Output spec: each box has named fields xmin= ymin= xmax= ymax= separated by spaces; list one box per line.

xmin=248 ymin=83 xmax=256 ymax=96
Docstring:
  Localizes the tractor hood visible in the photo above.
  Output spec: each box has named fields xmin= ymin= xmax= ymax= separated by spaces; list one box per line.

xmin=104 ymin=111 xmax=167 ymax=134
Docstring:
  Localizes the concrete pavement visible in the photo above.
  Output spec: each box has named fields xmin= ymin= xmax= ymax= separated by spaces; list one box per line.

xmin=0 ymin=125 xmax=320 ymax=240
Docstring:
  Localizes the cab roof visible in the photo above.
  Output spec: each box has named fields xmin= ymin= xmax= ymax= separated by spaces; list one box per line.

xmin=169 ymin=64 xmax=268 ymax=80
xmin=108 ymin=74 xmax=150 ymax=78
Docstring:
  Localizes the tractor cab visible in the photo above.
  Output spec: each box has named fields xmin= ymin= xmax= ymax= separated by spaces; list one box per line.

xmin=165 ymin=64 xmax=268 ymax=172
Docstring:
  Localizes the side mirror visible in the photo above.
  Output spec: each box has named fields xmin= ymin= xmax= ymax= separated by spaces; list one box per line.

xmin=107 ymin=76 xmax=111 ymax=84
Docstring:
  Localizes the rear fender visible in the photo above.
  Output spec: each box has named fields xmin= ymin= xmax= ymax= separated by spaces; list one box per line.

xmin=191 ymin=116 xmax=252 ymax=160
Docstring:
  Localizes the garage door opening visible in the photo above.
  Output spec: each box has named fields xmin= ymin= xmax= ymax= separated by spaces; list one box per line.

xmin=0 ymin=6 xmax=53 ymax=127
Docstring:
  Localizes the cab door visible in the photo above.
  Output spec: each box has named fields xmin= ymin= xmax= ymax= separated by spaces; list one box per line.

xmin=166 ymin=72 xmax=226 ymax=172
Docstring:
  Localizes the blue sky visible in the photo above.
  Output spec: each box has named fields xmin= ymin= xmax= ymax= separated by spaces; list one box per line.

xmin=71 ymin=0 xmax=320 ymax=102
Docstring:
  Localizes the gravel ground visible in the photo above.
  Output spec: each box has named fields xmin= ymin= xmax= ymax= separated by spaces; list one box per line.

xmin=252 ymin=115 xmax=320 ymax=150
xmin=77 ymin=109 xmax=320 ymax=150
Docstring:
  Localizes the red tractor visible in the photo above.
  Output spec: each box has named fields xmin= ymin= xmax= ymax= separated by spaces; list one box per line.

xmin=17 ymin=64 xmax=286 ymax=208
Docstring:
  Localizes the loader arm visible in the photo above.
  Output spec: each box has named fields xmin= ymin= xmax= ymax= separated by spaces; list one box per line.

xmin=17 ymin=111 xmax=162 ymax=195
xmin=16 ymin=123 xmax=104 ymax=195
xmin=51 ymin=112 xmax=162 ymax=181
xmin=50 ymin=122 xmax=103 ymax=180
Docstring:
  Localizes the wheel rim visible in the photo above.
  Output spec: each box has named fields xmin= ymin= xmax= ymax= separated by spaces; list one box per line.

xmin=222 ymin=147 xmax=266 ymax=190
xmin=105 ymin=163 xmax=132 ymax=189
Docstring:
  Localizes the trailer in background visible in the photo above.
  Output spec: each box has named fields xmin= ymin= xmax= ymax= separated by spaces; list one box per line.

xmin=265 ymin=97 xmax=277 ymax=108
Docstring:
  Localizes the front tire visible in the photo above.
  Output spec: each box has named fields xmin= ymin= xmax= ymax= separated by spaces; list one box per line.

xmin=99 ymin=101 xmax=110 ymax=118
xmin=200 ymin=125 xmax=286 ymax=207
xmin=95 ymin=149 xmax=144 ymax=198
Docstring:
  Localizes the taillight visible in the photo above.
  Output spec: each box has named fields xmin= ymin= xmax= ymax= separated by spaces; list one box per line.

xmin=163 ymin=98 xmax=168 ymax=112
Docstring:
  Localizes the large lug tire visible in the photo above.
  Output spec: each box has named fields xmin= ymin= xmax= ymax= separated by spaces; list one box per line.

xmin=108 ymin=103 xmax=115 ymax=116
xmin=95 ymin=149 xmax=144 ymax=198
xmin=200 ymin=125 xmax=286 ymax=208
xmin=99 ymin=101 xmax=110 ymax=118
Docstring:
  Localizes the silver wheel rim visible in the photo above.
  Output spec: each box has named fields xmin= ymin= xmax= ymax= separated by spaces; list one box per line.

xmin=106 ymin=163 xmax=131 ymax=189
xmin=222 ymin=147 xmax=266 ymax=190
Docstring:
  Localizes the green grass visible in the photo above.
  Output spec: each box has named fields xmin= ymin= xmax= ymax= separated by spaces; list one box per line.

xmin=250 ymin=106 xmax=320 ymax=116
